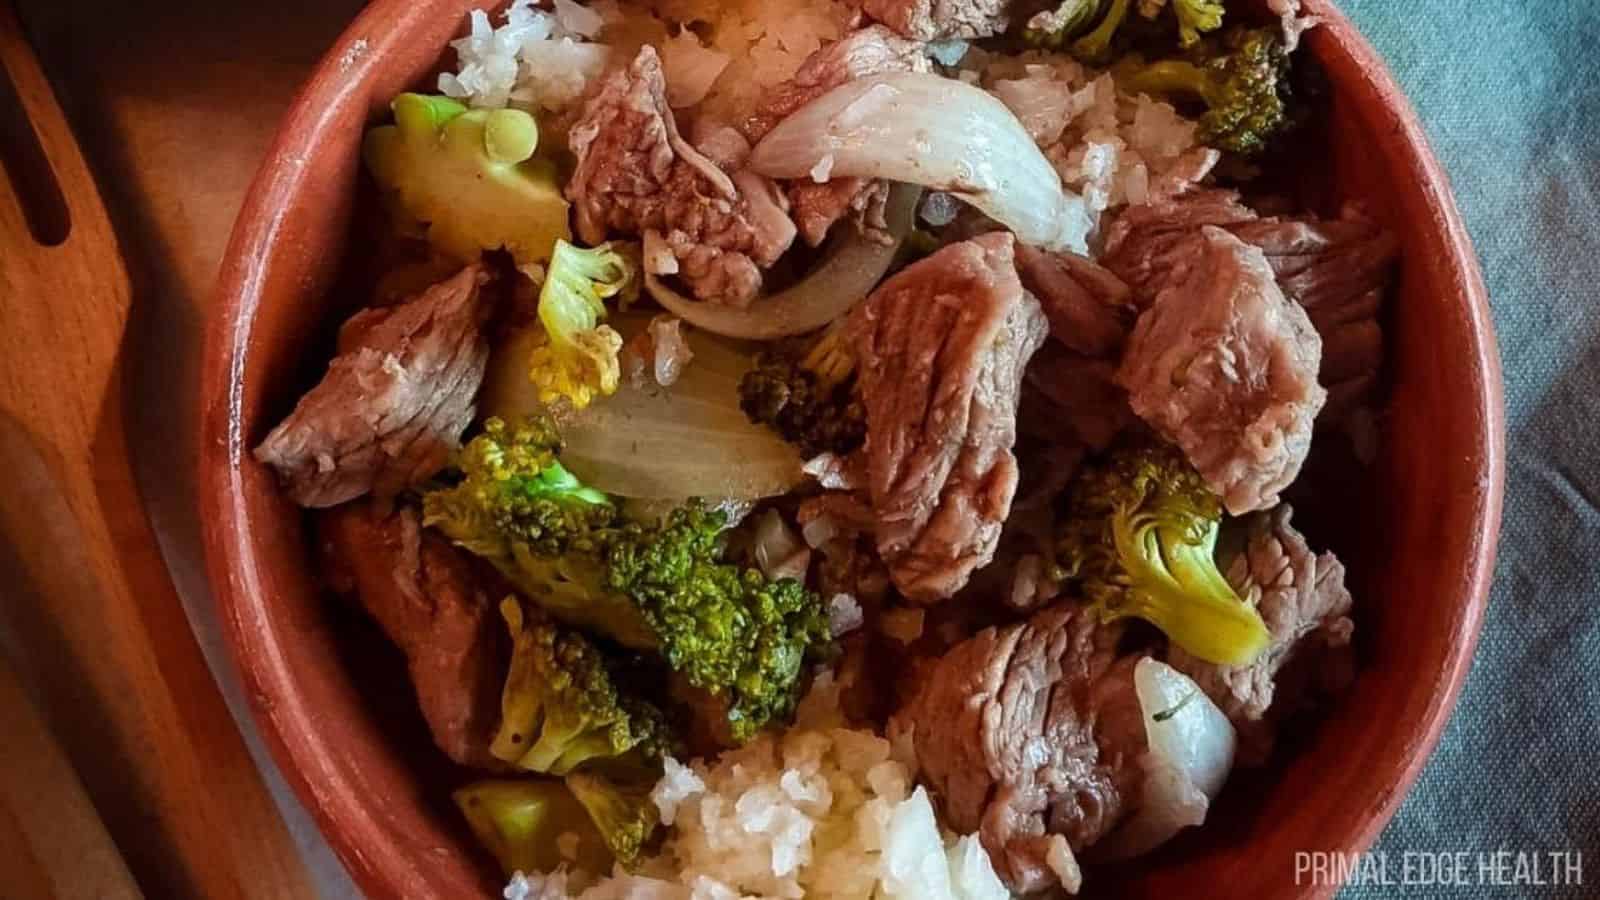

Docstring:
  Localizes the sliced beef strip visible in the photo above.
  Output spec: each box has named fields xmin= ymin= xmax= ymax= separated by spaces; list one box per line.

xmin=1117 ymin=227 xmax=1326 ymax=515
xmin=890 ymin=604 xmax=1145 ymax=895
xmin=567 ymin=46 xmax=795 ymax=306
xmin=861 ymin=0 xmax=1020 ymax=40
xmin=747 ymin=26 xmax=931 ymax=246
xmin=1102 ymin=191 xmax=1399 ymax=421
xmin=852 ymin=232 xmax=1049 ymax=602
xmin=254 ymin=264 xmax=489 ymax=509
xmin=1167 ymin=505 xmax=1354 ymax=765
xmin=318 ymin=501 xmax=508 ymax=770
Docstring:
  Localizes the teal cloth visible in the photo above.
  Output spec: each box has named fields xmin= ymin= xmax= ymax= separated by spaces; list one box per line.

xmin=1338 ymin=1 xmax=1600 ymax=897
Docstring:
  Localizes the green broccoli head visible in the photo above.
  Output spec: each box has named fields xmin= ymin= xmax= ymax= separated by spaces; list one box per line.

xmin=607 ymin=501 xmax=834 ymax=742
xmin=424 ymin=416 xmax=615 ymax=558
xmin=564 ymin=771 xmax=660 ymax=868
xmin=1023 ymin=0 xmax=1102 ymax=50
xmin=1024 ymin=0 xmax=1223 ymax=59
xmin=738 ymin=324 xmax=866 ymax=459
xmin=424 ymin=417 xmax=661 ymax=648
xmin=1057 ymin=442 xmax=1269 ymax=666
xmin=364 ymin=93 xmax=570 ymax=265
xmin=426 ymin=420 xmax=832 ymax=743
xmin=453 ymin=779 xmax=615 ymax=877
xmin=491 ymin=598 xmax=677 ymax=775
xmin=527 ymin=240 xmax=640 ymax=411
xmin=1120 ymin=26 xmax=1292 ymax=156
xmin=1173 ymin=0 xmax=1224 ymax=47
xmin=1021 ymin=0 xmax=1132 ymax=63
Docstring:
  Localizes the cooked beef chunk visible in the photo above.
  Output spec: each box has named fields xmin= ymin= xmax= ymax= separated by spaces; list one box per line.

xmin=1023 ymin=344 xmax=1137 ymax=451
xmin=747 ymin=26 xmax=931 ymax=246
xmin=254 ymin=264 xmax=489 ymax=508
xmin=1012 ymin=247 xmax=1137 ymax=455
xmin=890 ymin=604 xmax=1144 ymax=894
xmin=852 ymin=233 xmax=1049 ymax=602
xmin=1103 ymin=191 xmax=1399 ymax=420
xmin=1117 ymin=228 xmax=1326 ymax=515
xmin=567 ymin=46 xmax=795 ymax=305
xmin=1013 ymin=244 xmax=1135 ymax=359
xmin=798 ymin=491 xmax=879 ymax=541
xmin=1229 ymin=212 xmax=1399 ymax=419
xmin=318 ymin=501 xmax=507 ymax=770
xmin=862 ymin=0 xmax=1017 ymax=40
xmin=689 ymin=119 xmax=752 ymax=170
xmin=790 ymin=177 xmax=893 ymax=247
xmin=1168 ymin=505 xmax=1354 ymax=764
xmin=1100 ymin=189 xmax=1260 ymax=306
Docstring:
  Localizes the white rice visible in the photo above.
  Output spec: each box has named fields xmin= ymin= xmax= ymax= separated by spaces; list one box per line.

xmin=972 ymin=50 xmax=1218 ymax=242
xmin=441 ymin=0 xmax=854 ymax=125
xmin=515 ymin=674 xmax=1010 ymax=899
xmin=437 ymin=3 xmax=1214 ymax=248
xmin=655 ymin=0 xmax=857 ymax=124
xmin=439 ymin=0 xmax=610 ymax=112
xmin=658 ymin=28 xmax=731 ymax=108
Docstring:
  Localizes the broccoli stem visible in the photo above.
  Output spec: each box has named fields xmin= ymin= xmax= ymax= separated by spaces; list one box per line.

xmin=1121 ymin=59 xmax=1215 ymax=105
xmin=1072 ymin=0 xmax=1132 ymax=63
xmin=1111 ymin=512 xmax=1269 ymax=666
xmin=454 ymin=779 xmax=613 ymax=876
xmin=800 ymin=324 xmax=856 ymax=392
xmin=392 ymin=93 xmax=467 ymax=134
xmin=484 ymin=108 xmax=539 ymax=164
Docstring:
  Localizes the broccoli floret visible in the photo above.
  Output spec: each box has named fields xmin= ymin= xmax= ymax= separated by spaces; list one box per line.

xmin=1023 ymin=0 xmax=1102 ymax=49
xmin=490 ymin=598 xmax=677 ymax=775
xmin=608 ymin=501 xmax=834 ymax=742
xmin=1172 ymin=0 xmax=1224 ymax=48
xmin=1023 ymin=0 xmax=1132 ymax=63
xmin=738 ymin=324 xmax=866 ymax=458
xmin=1119 ymin=26 xmax=1292 ymax=156
xmin=454 ymin=779 xmax=615 ymax=877
xmin=1025 ymin=0 xmax=1222 ymax=57
xmin=364 ymin=93 xmax=570 ymax=265
xmin=564 ymin=771 xmax=660 ymax=868
xmin=426 ymin=420 xmax=834 ymax=743
xmin=527 ymin=239 xmax=640 ymax=411
xmin=1056 ymin=442 xmax=1269 ymax=666
xmin=425 ymin=416 xmax=613 ymax=557
xmin=425 ymin=417 xmax=659 ymax=646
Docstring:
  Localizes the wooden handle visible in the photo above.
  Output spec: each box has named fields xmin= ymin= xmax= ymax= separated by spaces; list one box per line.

xmin=0 ymin=3 xmax=319 ymax=897
xmin=0 ymin=648 xmax=143 ymax=900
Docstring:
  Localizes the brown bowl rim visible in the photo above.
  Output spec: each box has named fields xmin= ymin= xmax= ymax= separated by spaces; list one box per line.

xmin=198 ymin=2 xmax=1506 ymax=897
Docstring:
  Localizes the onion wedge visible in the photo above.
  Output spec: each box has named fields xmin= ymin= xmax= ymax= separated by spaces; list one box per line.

xmin=749 ymin=73 xmax=1092 ymax=254
xmin=644 ymin=183 xmax=920 ymax=340
xmin=483 ymin=318 xmax=805 ymax=500
xmin=1091 ymin=658 xmax=1236 ymax=862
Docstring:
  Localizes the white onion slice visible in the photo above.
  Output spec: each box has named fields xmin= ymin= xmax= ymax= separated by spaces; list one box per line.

xmin=753 ymin=509 xmax=810 ymax=583
xmin=644 ymin=183 xmax=919 ymax=340
xmin=483 ymin=319 xmax=805 ymax=500
xmin=1091 ymin=658 xmax=1236 ymax=862
xmin=749 ymin=73 xmax=1091 ymax=254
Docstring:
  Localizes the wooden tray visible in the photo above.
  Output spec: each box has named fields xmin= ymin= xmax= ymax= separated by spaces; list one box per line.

xmin=5 ymin=1 xmax=367 ymax=895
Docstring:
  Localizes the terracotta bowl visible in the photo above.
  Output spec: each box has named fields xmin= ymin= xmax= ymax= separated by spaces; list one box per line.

xmin=200 ymin=2 xmax=1504 ymax=897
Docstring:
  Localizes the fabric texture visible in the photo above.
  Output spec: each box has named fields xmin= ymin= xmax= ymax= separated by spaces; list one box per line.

xmin=1337 ymin=1 xmax=1600 ymax=897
